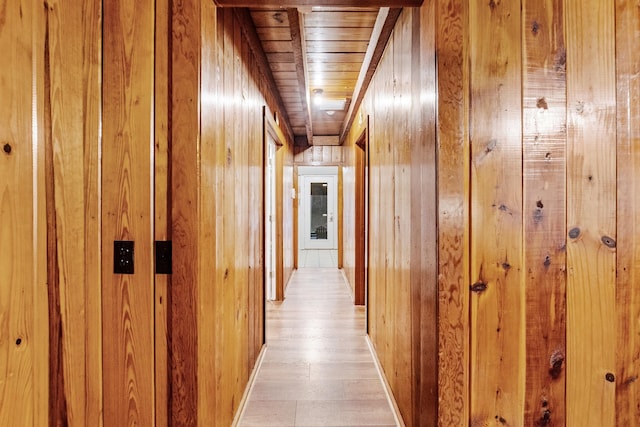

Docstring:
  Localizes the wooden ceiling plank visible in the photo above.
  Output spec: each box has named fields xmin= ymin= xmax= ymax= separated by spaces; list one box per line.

xmin=340 ymin=7 xmax=402 ymax=142
xmin=304 ymin=11 xmax=379 ymax=27
xmin=256 ymin=27 xmax=291 ymax=41
xmin=234 ymin=8 xmax=295 ymax=144
xmin=307 ymin=62 xmax=362 ymax=72
xmin=216 ymin=1 xmax=423 ymax=6
xmin=262 ymin=40 xmax=294 ymax=53
xmin=288 ymin=8 xmax=314 ymax=144
xmin=305 ymin=27 xmax=374 ymax=41
xmin=306 ymin=52 xmax=367 ymax=63
xmin=249 ymin=10 xmax=290 ymax=27
xmin=306 ymin=40 xmax=370 ymax=53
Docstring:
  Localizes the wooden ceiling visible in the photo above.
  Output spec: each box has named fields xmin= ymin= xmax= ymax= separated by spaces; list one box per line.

xmin=228 ymin=3 xmax=414 ymax=146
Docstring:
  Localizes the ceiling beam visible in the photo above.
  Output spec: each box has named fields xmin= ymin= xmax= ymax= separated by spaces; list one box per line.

xmin=234 ymin=8 xmax=296 ymax=144
xmin=216 ymin=0 xmax=422 ymax=7
xmin=287 ymin=8 xmax=314 ymax=146
xmin=339 ymin=7 xmax=401 ymax=143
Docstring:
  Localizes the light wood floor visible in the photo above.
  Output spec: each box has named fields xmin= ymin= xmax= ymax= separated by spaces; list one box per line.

xmin=237 ymin=268 xmax=398 ymax=427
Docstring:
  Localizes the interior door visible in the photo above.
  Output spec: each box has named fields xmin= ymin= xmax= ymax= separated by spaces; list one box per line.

xmin=303 ymin=175 xmax=337 ymax=250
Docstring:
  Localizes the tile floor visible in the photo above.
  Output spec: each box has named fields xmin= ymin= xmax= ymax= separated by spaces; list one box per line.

xmin=237 ymin=268 xmax=399 ymax=427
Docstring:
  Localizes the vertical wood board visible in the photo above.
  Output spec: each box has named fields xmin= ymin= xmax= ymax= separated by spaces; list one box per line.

xmin=435 ymin=0 xmax=470 ymax=424
xmin=615 ymin=0 xmax=640 ymax=424
xmin=102 ymin=1 xmax=155 ymax=425
xmin=522 ymin=0 xmax=567 ymax=425
xmin=565 ymin=0 xmax=617 ymax=425
xmin=469 ymin=0 xmax=525 ymax=424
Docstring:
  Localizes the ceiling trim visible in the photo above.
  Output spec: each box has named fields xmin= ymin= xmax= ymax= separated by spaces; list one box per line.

xmin=234 ymin=8 xmax=296 ymax=144
xmin=339 ymin=7 xmax=401 ymax=143
xmin=217 ymin=1 xmax=423 ymax=6
xmin=287 ymin=9 xmax=314 ymax=146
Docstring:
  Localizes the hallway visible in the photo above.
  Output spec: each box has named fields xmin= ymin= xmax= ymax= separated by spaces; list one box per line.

xmin=237 ymin=268 xmax=399 ymax=426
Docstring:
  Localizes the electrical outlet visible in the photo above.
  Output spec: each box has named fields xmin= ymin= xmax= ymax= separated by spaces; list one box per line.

xmin=114 ymin=240 xmax=134 ymax=274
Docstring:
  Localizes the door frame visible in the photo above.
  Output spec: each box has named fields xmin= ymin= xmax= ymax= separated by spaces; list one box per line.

xmin=354 ymin=123 xmax=369 ymax=306
xmin=263 ymin=108 xmax=286 ymax=304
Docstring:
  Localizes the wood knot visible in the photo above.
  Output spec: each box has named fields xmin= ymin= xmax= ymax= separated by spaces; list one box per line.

xmin=568 ymin=227 xmax=580 ymax=239
xmin=470 ymin=281 xmax=488 ymax=293
xmin=605 ymin=372 xmax=615 ymax=382
xmin=549 ymin=350 xmax=564 ymax=379
xmin=601 ymin=235 xmax=616 ymax=248
xmin=538 ymin=409 xmax=551 ymax=426
xmin=3 ymin=143 xmax=11 ymax=154
xmin=532 ymin=20 xmax=540 ymax=35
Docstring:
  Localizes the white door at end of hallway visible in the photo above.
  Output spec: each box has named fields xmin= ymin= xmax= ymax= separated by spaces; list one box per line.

xmin=301 ymin=175 xmax=337 ymax=250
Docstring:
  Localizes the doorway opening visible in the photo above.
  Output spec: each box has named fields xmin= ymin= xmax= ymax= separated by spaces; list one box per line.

xmin=297 ymin=166 xmax=339 ymax=268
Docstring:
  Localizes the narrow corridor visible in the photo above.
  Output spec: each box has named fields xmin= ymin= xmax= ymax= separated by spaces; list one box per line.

xmin=237 ymin=268 xmax=399 ymax=426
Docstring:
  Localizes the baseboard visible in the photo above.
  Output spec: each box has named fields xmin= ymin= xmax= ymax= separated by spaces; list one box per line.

xmin=231 ymin=343 xmax=268 ymax=426
xmin=365 ymin=336 xmax=406 ymax=427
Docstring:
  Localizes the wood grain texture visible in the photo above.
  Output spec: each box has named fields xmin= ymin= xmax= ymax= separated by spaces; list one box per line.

xmin=411 ymin=4 xmax=438 ymax=426
xmin=0 ymin=1 xmax=39 ymax=425
xmin=522 ymin=0 xmax=567 ymax=425
xmin=435 ymin=0 xmax=469 ymax=424
xmin=565 ymin=1 xmax=617 ymax=425
xmin=469 ymin=0 xmax=524 ymax=424
xmin=615 ymin=0 xmax=640 ymax=424
xmin=170 ymin=0 xmax=201 ymax=423
xmin=102 ymin=1 xmax=155 ymax=425
xmin=155 ymin=0 xmax=171 ymax=424
xmin=45 ymin=0 xmax=103 ymax=425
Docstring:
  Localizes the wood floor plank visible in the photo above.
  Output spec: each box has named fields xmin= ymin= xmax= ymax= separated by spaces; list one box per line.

xmin=238 ymin=268 xmax=398 ymax=426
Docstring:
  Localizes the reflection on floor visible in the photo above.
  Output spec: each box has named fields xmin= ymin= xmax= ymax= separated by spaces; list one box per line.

xmin=298 ymin=249 xmax=338 ymax=268
xmin=237 ymin=268 xmax=399 ymax=427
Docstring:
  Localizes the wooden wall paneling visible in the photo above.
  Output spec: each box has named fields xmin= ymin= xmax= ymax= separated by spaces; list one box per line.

xmin=376 ymin=33 xmax=394 ymax=378
xmin=615 ymin=0 xmax=640 ymax=423
xmin=249 ymin=60 xmax=264 ymax=367
xmin=170 ymin=0 xmax=201 ymax=423
xmin=411 ymin=4 xmax=438 ymax=426
xmin=80 ymin=1 xmax=104 ymax=425
xmin=102 ymin=1 xmax=155 ymax=425
xmin=522 ymin=0 xmax=567 ymax=425
xmin=0 ymin=1 xmax=46 ymax=425
xmin=391 ymin=12 xmax=412 ymax=421
xmin=199 ymin=0 xmax=218 ymax=424
xmin=468 ymin=0 xmax=524 ymax=424
xmin=218 ymin=9 xmax=240 ymax=422
xmin=237 ymin=20 xmax=251 ymax=396
xmin=154 ymin=0 xmax=170 ymax=423
xmin=565 ymin=0 xmax=617 ymax=425
xmin=45 ymin=0 xmax=103 ymax=424
xmin=435 ymin=0 xmax=470 ymax=424
xmin=213 ymin=8 xmax=228 ymax=423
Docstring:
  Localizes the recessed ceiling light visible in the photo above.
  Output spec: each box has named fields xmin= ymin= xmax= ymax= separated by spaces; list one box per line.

xmin=326 ymin=110 xmax=335 ymax=116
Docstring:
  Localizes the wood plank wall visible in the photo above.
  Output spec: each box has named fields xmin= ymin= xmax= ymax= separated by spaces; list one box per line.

xmin=342 ymin=1 xmax=640 ymax=426
xmin=0 ymin=2 xmax=48 ymax=426
xmin=2 ymin=1 xmax=291 ymax=425
xmin=45 ymin=1 xmax=103 ymax=425
xmin=344 ymin=7 xmax=438 ymax=426
xmin=170 ymin=3 xmax=294 ymax=425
